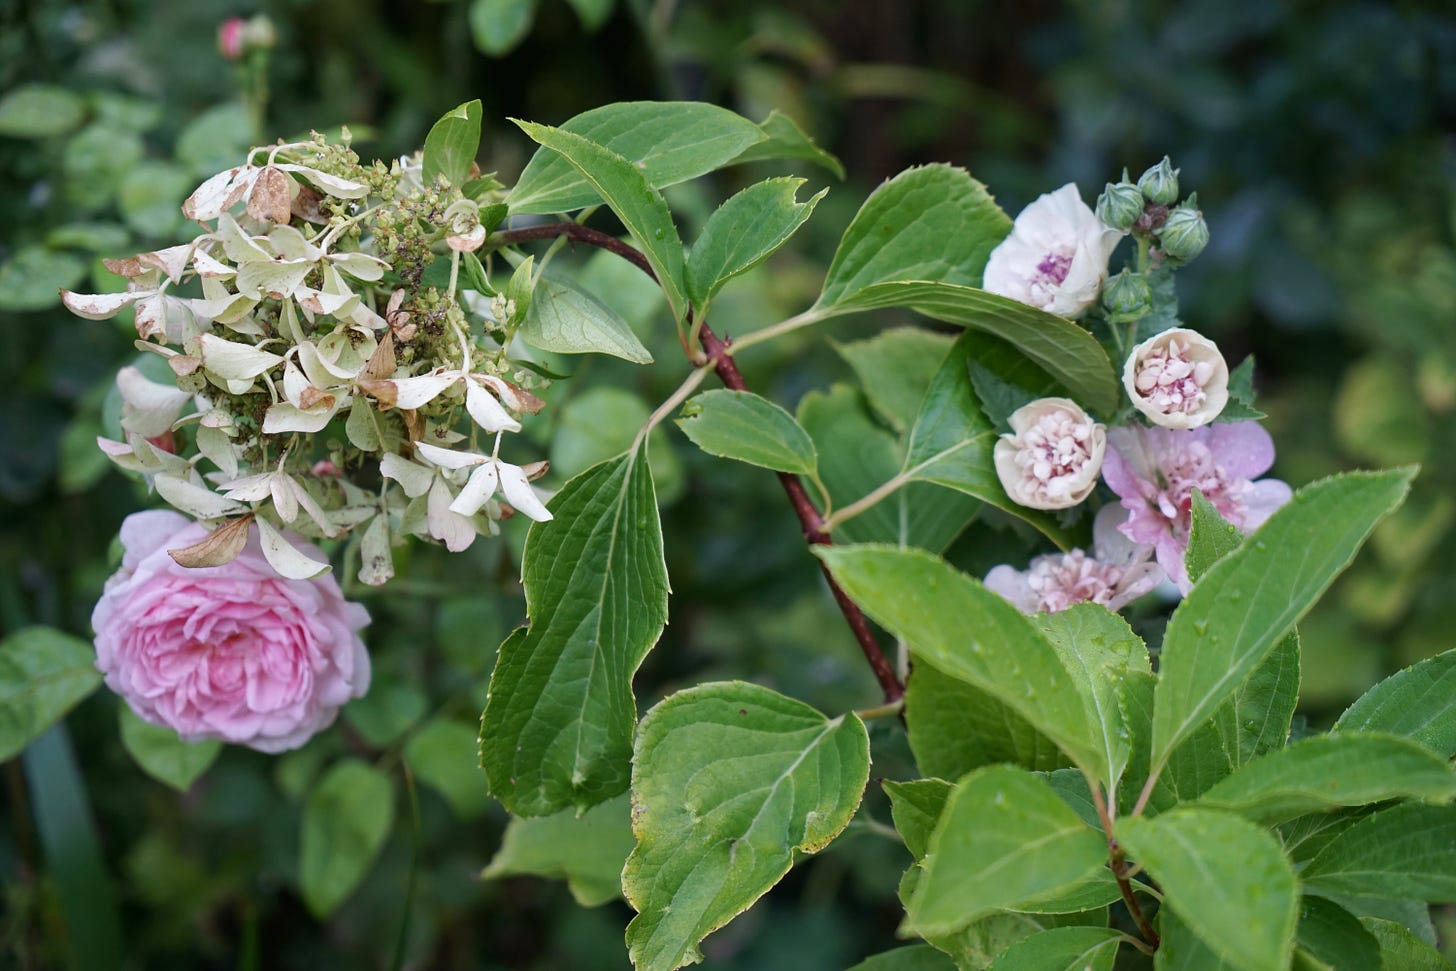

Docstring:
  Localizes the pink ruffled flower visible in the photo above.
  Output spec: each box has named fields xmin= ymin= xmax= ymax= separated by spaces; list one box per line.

xmin=92 ymin=510 xmax=371 ymax=753
xmin=993 ymin=397 xmax=1107 ymax=510
xmin=1102 ymin=423 xmax=1292 ymax=592
xmin=985 ymin=505 xmax=1164 ymax=615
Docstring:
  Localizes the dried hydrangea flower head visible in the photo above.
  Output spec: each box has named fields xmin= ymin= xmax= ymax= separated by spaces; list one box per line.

xmin=1124 ymin=327 xmax=1229 ymax=429
xmin=985 ymin=505 xmax=1164 ymax=615
xmin=61 ymin=132 xmax=552 ymax=585
xmin=993 ymin=397 xmax=1107 ymax=510
xmin=983 ymin=184 xmax=1124 ymax=319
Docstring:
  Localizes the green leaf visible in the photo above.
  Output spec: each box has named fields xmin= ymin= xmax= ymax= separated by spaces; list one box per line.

xmin=1335 ymin=650 xmax=1456 ymax=758
xmin=985 ymin=927 xmax=1122 ymax=971
xmin=1360 ymin=918 xmax=1454 ymax=970
xmin=174 ymin=103 xmax=251 ymax=178
xmin=816 ymin=545 xmax=1100 ymax=774
xmin=963 ymin=330 xmax=1065 ymax=431
xmin=1040 ymin=604 xmax=1151 ymax=793
xmin=846 ymin=945 xmax=957 ymax=971
xmin=0 ymin=246 xmax=88 ymax=311
xmin=46 ymin=221 xmax=131 ymax=253
xmin=1118 ymin=808 xmax=1298 ymax=971
xmin=1155 ymin=907 xmax=1238 ymax=971
xmin=927 ymin=910 xmax=1110 ymax=971
xmin=1302 ymin=803 xmax=1456 ymax=900
xmin=520 ymin=273 xmax=653 ymax=363
xmin=1217 ymin=356 xmax=1266 ymax=422
xmin=675 ymin=389 xmax=817 ymax=476
xmin=1297 ymin=896 xmax=1381 ymax=971
xmin=0 ymin=627 xmax=103 ymax=761
xmin=118 ymin=161 xmax=191 ymax=239
xmin=834 ymin=327 xmax=955 ymax=434
xmin=730 ymin=109 xmax=845 ymax=179
xmin=563 ymin=0 xmax=613 ymax=30
xmin=480 ymin=445 xmax=668 ymax=815
xmin=686 ymin=177 xmax=824 ymax=306
xmin=482 ymin=793 xmax=634 ymax=906
xmin=797 ymin=386 xmax=979 ymax=553
xmin=0 ymin=83 xmax=87 ymax=137
xmin=1151 ymin=469 xmax=1414 ymax=773
xmin=829 ymin=281 xmax=1120 ymax=415
xmin=899 ymin=331 xmax=1071 ymax=547
xmin=513 ymin=120 xmax=688 ymax=323
xmin=904 ymin=766 xmax=1107 ymax=936
xmin=905 ymin=662 xmax=1069 ymax=780
xmin=1197 ymin=732 xmax=1456 ymax=824
xmin=510 ymin=102 xmax=764 ymax=215
xmin=403 ymin=717 xmax=492 ymax=818
xmin=299 ymin=759 xmax=395 ymax=918
xmin=117 ymin=706 xmax=220 ymax=792
xmin=816 ymin=165 xmax=1008 ymax=307
xmin=422 ymin=99 xmax=483 ymax=187
xmin=884 ymin=778 xmax=953 ymax=861
xmin=468 ymin=0 xmax=536 ymax=55
xmin=623 ymin=682 xmax=869 ymax=971
xmin=1185 ymin=491 xmax=1243 ymax=583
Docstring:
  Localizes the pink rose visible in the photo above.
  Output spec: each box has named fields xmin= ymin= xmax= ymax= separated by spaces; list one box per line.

xmin=92 ymin=510 xmax=371 ymax=753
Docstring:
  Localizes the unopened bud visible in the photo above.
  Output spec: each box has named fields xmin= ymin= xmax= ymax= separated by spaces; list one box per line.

xmin=1100 ymin=269 xmax=1152 ymax=320
xmin=241 ymin=15 xmax=277 ymax=51
xmin=1137 ymin=156 xmax=1180 ymax=206
xmin=1095 ymin=173 xmax=1144 ymax=232
xmin=1158 ymin=202 xmax=1209 ymax=263
xmin=217 ymin=17 xmax=246 ymax=60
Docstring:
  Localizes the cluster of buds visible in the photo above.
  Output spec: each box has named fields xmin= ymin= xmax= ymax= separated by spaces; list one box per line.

xmin=1096 ymin=157 xmax=1209 ymax=265
xmin=63 ymin=133 xmax=551 ymax=585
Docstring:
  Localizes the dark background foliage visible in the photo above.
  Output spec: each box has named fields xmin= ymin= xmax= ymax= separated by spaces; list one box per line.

xmin=2 ymin=0 xmax=1454 ymax=967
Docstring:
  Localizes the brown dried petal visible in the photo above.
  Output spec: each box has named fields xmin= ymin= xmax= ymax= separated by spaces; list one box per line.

xmin=298 ymin=387 xmax=335 ymax=410
xmin=168 ymin=354 xmax=202 ymax=376
xmin=247 ymin=166 xmax=294 ymax=225
xmin=168 ymin=513 xmax=255 ymax=568
xmin=361 ymin=332 xmax=397 ymax=382
xmin=520 ymin=460 xmax=549 ymax=482
xmin=356 ymin=378 xmax=397 ymax=408
xmin=403 ymin=408 xmax=425 ymax=443
xmin=290 ymin=183 xmax=327 ymax=225
xmin=102 ymin=256 xmax=145 ymax=278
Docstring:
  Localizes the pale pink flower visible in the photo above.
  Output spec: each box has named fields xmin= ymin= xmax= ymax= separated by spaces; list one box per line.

xmin=985 ymin=505 xmax=1164 ymax=615
xmin=1124 ymin=328 xmax=1229 ymax=429
xmin=92 ymin=510 xmax=370 ymax=753
xmin=983 ymin=184 xmax=1124 ymax=319
xmin=1102 ymin=423 xmax=1292 ymax=591
xmin=993 ymin=397 xmax=1107 ymax=510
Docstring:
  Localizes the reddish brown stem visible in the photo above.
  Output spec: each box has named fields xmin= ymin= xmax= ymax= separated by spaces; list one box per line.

xmin=1091 ymin=783 xmax=1161 ymax=950
xmin=489 ymin=222 xmax=905 ymax=703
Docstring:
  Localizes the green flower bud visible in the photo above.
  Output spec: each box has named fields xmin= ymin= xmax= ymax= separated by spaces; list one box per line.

xmin=1095 ymin=173 xmax=1144 ymax=231
xmin=1158 ymin=203 xmax=1209 ymax=263
xmin=1137 ymin=156 xmax=1180 ymax=206
xmin=1100 ymin=268 xmax=1152 ymax=321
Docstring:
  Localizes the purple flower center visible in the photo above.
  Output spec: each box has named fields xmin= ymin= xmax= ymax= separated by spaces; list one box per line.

xmin=1035 ymin=251 xmax=1073 ymax=287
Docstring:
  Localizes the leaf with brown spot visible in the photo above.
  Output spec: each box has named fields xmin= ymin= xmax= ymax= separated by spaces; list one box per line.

xmin=361 ymin=332 xmax=397 ymax=382
xmin=247 ymin=166 xmax=294 ymax=225
xmin=168 ymin=514 xmax=255 ymax=568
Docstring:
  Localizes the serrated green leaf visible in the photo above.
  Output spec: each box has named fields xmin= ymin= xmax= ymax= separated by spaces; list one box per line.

xmin=1197 ymin=732 xmax=1456 ymax=824
xmin=510 ymin=102 xmax=764 ymax=215
xmin=299 ymin=759 xmax=395 ymax=917
xmin=730 ymin=109 xmax=844 ymax=179
xmin=675 ymin=389 xmax=817 ymax=476
xmin=829 ymin=281 xmax=1119 ymax=415
xmin=1217 ymin=356 xmax=1265 ymax=423
xmin=0 ymin=627 xmax=103 ymax=761
xmin=1302 ymin=803 xmax=1456 ymax=900
xmin=480 ymin=445 xmax=667 ymax=815
xmin=623 ymin=682 xmax=869 ymax=971
xmin=1118 ymin=808 xmax=1298 ymax=971
xmin=482 ymin=793 xmax=634 ymax=906
xmin=685 ymin=177 xmax=824 ymax=306
xmin=468 ymin=0 xmax=536 ymax=55
xmin=1186 ymin=491 xmax=1243 ymax=584
xmin=927 ymin=910 xmax=1110 ymax=971
xmin=845 ymin=944 xmax=957 ymax=971
xmin=797 ymin=385 xmax=979 ymax=553
xmin=1359 ymin=918 xmax=1454 ymax=970
xmin=817 ymin=545 xmax=1100 ymax=774
xmin=884 ymin=778 xmax=953 ymax=861
xmin=0 ymin=83 xmax=86 ymax=137
xmin=816 ymin=165 xmax=1008 ymax=307
xmin=1155 ymin=907 xmax=1238 ymax=971
xmin=403 ymin=717 xmax=491 ymax=818
xmin=520 ymin=273 xmax=653 ymax=363
xmin=985 ymin=926 xmax=1122 ymax=971
xmin=1151 ymin=469 xmax=1414 ymax=773
xmin=1297 ymin=896 xmax=1381 ymax=971
xmin=905 ymin=661 xmax=1070 ymax=781
xmin=0 ymin=246 xmax=88 ymax=311
xmin=833 ymin=327 xmax=954 ymax=434
xmin=963 ymin=330 xmax=1065 ymax=431
xmin=514 ymin=120 xmax=687 ymax=323
xmin=1335 ymin=650 xmax=1456 ymax=758
xmin=117 ymin=706 xmax=220 ymax=792
xmin=904 ymin=766 xmax=1107 ymax=936
xmin=422 ymin=99 xmax=483 ymax=187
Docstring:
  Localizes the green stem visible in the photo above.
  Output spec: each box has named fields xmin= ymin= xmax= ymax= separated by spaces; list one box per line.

xmin=725 ymin=306 xmax=833 ymax=354
xmin=636 ymin=364 xmax=711 ymax=450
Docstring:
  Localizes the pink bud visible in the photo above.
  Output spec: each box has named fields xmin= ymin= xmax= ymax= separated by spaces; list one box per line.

xmin=217 ymin=17 xmax=246 ymax=61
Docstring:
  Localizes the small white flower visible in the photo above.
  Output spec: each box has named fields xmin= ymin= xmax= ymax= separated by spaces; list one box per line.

xmin=985 ymin=505 xmax=1165 ymax=615
xmin=983 ymin=184 xmax=1123 ymax=319
xmin=1123 ymin=327 xmax=1229 ymax=429
xmin=993 ymin=397 xmax=1106 ymax=510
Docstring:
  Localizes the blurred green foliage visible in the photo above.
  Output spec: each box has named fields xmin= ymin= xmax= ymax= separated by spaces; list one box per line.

xmin=2 ymin=0 xmax=1454 ymax=967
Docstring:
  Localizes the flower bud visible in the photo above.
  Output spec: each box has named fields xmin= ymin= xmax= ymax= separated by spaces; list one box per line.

xmin=241 ymin=15 xmax=277 ymax=51
xmin=993 ymin=397 xmax=1106 ymax=510
xmin=1158 ymin=203 xmax=1209 ymax=263
xmin=217 ymin=17 xmax=246 ymax=60
xmin=1137 ymin=156 xmax=1180 ymax=206
xmin=1100 ymin=269 xmax=1152 ymax=321
xmin=1095 ymin=174 xmax=1144 ymax=232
